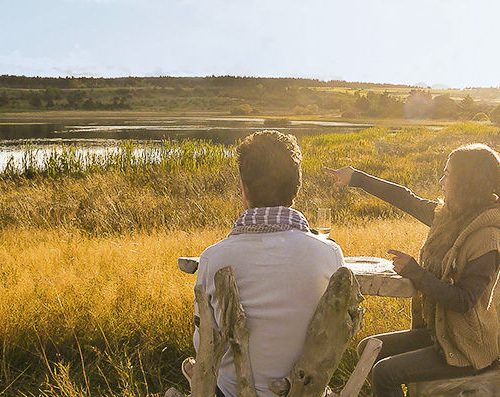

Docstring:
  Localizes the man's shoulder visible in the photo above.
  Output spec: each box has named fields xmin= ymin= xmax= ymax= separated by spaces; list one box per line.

xmin=299 ymin=231 xmax=343 ymax=254
xmin=201 ymin=230 xmax=342 ymax=258
xmin=200 ymin=236 xmax=232 ymax=257
xmin=198 ymin=231 xmax=344 ymax=282
xmin=283 ymin=231 xmax=344 ymax=268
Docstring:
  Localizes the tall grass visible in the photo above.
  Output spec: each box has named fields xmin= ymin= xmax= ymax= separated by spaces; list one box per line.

xmin=3 ymin=139 xmax=233 ymax=178
xmin=0 ymin=123 xmax=497 ymax=234
xmin=0 ymin=220 xmax=426 ymax=396
xmin=0 ymin=123 xmax=498 ymax=395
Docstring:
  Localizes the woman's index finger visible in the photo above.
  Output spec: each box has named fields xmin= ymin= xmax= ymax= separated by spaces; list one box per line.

xmin=322 ymin=166 xmax=337 ymax=174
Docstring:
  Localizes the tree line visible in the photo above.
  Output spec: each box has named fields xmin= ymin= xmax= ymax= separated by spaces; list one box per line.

xmin=1 ymin=75 xmax=500 ymax=123
xmin=350 ymin=90 xmax=499 ymax=121
xmin=0 ymin=75 xmax=413 ymax=90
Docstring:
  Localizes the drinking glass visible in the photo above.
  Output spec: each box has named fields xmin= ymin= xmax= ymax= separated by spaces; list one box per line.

xmin=317 ymin=208 xmax=331 ymax=237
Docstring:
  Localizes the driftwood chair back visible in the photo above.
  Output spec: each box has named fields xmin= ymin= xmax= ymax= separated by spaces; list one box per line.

xmin=166 ymin=266 xmax=382 ymax=397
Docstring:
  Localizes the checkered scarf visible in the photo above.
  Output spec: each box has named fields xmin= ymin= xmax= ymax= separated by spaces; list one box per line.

xmin=230 ymin=206 xmax=310 ymax=235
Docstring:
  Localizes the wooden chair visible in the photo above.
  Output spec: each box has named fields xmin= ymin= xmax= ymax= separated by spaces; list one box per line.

xmin=166 ymin=266 xmax=383 ymax=397
xmin=407 ymin=363 xmax=500 ymax=396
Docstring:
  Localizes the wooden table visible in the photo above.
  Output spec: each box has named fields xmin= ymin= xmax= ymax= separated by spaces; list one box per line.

xmin=177 ymin=256 xmax=416 ymax=298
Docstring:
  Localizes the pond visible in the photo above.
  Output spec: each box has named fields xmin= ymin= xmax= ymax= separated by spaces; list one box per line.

xmin=0 ymin=117 xmax=372 ymax=172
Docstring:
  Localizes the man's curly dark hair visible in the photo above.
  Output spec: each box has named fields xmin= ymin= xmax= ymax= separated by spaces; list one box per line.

xmin=236 ymin=130 xmax=302 ymax=207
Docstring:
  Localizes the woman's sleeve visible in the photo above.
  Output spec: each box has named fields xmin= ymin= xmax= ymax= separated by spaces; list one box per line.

xmin=350 ymin=170 xmax=438 ymax=226
xmin=399 ymin=251 xmax=499 ymax=313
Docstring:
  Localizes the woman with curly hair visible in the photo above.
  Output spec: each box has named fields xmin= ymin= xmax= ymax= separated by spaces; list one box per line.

xmin=325 ymin=143 xmax=499 ymax=397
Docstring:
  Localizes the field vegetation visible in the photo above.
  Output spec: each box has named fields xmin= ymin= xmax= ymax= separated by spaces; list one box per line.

xmin=0 ymin=122 xmax=498 ymax=395
xmin=2 ymin=76 xmax=500 ymax=123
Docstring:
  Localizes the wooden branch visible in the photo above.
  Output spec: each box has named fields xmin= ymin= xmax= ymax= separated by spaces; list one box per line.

xmin=164 ymin=387 xmax=186 ymax=397
xmin=178 ymin=257 xmax=200 ymax=274
xmin=270 ymin=267 xmax=364 ymax=397
xmin=268 ymin=378 xmax=291 ymax=396
xmin=214 ymin=266 xmax=258 ymax=397
xmin=339 ymin=338 xmax=383 ymax=397
xmin=191 ymin=284 xmax=227 ymax=397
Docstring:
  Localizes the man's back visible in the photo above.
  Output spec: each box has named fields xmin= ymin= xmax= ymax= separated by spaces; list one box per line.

xmin=195 ymin=229 xmax=344 ymax=397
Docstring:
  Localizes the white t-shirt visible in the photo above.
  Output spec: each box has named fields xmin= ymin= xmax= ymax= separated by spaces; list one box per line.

xmin=194 ymin=229 xmax=344 ymax=397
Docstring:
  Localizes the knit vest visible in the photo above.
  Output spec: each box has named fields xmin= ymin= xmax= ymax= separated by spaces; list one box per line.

xmin=413 ymin=206 xmax=500 ymax=369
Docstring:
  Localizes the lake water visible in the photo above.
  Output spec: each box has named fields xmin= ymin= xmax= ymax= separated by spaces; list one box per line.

xmin=0 ymin=117 xmax=371 ymax=172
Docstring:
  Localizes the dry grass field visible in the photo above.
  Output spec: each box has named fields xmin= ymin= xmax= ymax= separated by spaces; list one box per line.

xmin=0 ymin=122 xmax=498 ymax=395
xmin=0 ymin=220 xmax=426 ymax=396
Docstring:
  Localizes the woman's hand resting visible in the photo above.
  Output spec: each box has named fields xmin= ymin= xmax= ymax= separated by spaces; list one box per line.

xmin=387 ymin=249 xmax=414 ymax=274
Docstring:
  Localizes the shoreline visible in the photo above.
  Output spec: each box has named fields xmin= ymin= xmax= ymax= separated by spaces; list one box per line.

xmin=0 ymin=110 xmax=459 ymax=129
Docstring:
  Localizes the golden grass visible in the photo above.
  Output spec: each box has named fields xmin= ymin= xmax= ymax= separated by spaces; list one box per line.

xmin=0 ymin=227 xmax=220 ymax=396
xmin=0 ymin=123 xmax=497 ymax=395
xmin=0 ymin=219 xmax=427 ymax=395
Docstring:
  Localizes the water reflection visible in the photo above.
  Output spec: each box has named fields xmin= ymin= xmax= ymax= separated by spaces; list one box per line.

xmin=0 ymin=140 xmax=122 ymax=173
xmin=0 ymin=117 xmax=370 ymax=172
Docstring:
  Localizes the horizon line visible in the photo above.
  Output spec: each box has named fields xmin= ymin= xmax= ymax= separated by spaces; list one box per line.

xmin=3 ymin=74 xmax=500 ymax=90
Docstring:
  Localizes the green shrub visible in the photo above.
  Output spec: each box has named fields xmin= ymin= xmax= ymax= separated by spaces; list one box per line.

xmin=230 ymin=103 xmax=254 ymax=115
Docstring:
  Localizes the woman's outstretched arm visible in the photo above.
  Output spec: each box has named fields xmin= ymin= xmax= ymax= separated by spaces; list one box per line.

xmin=325 ymin=167 xmax=438 ymax=226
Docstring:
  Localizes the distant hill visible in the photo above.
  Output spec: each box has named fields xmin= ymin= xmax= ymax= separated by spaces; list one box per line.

xmin=0 ymin=75 xmax=415 ymax=90
xmin=1 ymin=75 xmax=499 ymax=122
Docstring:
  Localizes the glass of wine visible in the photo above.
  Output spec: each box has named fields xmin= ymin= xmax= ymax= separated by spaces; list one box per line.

xmin=317 ymin=208 xmax=331 ymax=237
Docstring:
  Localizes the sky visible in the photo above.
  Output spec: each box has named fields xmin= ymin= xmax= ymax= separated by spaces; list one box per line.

xmin=1 ymin=0 xmax=500 ymax=88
